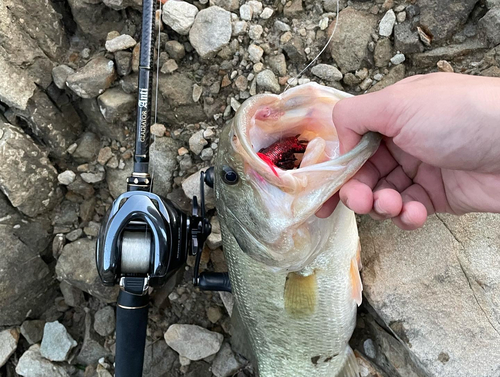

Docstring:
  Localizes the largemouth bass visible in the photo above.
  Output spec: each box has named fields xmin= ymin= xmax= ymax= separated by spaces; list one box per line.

xmin=214 ymin=82 xmax=380 ymax=377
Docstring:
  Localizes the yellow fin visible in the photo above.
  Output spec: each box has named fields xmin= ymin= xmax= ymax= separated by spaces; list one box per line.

xmin=284 ymin=271 xmax=317 ymax=319
xmin=350 ymin=258 xmax=363 ymax=306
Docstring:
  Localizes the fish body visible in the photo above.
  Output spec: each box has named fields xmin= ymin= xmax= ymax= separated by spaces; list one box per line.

xmin=214 ymin=83 xmax=380 ymax=377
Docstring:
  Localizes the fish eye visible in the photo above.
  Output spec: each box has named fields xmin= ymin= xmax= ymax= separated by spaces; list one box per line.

xmin=221 ymin=165 xmax=239 ymax=185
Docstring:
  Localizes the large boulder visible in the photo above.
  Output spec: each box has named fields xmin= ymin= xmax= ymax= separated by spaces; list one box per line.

xmin=360 ymin=213 xmax=500 ymax=377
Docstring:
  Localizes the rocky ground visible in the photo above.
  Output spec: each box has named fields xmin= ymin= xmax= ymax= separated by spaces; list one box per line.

xmin=0 ymin=0 xmax=499 ymax=376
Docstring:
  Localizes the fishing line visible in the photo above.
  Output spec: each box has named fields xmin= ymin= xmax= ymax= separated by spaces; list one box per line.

xmin=284 ymin=0 xmax=340 ymax=91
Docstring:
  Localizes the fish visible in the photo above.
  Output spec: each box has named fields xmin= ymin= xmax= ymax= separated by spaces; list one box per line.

xmin=214 ymin=82 xmax=381 ymax=377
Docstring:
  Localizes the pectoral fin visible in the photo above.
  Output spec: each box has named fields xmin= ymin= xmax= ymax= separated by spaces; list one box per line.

xmin=284 ymin=271 xmax=317 ymax=318
xmin=350 ymin=257 xmax=363 ymax=306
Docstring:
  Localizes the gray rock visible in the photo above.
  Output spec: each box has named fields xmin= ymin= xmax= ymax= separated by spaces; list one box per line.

xmin=182 ymin=167 xmax=216 ymax=210
xmin=73 ymin=132 xmax=101 ymax=163
xmin=282 ymin=36 xmax=306 ymax=62
xmin=419 ymin=0 xmax=478 ymax=43
xmin=163 ymin=0 xmax=199 ymax=35
xmin=81 ymin=171 xmax=105 ymax=184
xmin=58 ymin=170 xmax=76 ymax=186
xmin=189 ymin=130 xmax=208 ymax=155
xmin=390 ymin=53 xmax=405 ymax=65
xmin=68 ymin=176 xmax=95 ymax=199
xmin=249 ymin=24 xmax=263 ymax=40
xmin=0 ymin=53 xmax=36 ymax=111
xmin=239 ymin=4 xmax=253 ymax=20
xmin=150 ymin=136 xmax=179 ymax=196
xmin=374 ymin=38 xmax=393 ymax=67
xmin=16 ymin=344 xmax=69 ymax=377
xmin=368 ymin=64 xmax=405 ymax=93
xmin=98 ymin=87 xmax=135 ymax=123
xmin=0 ymin=328 xmax=19 ymax=367
xmin=0 ymin=123 xmax=62 ymax=217
xmin=77 ymin=310 xmax=110 ymax=365
xmin=260 ymin=7 xmax=273 ymax=19
xmin=94 ymin=306 xmax=115 ymax=337
xmin=480 ymin=9 xmax=500 ymax=46
xmin=379 ymin=10 xmax=396 ymax=37
xmin=248 ymin=44 xmax=264 ymax=63
xmin=105 ymin=34 xmax=136 ymax=52
xmin=52 ymin=65 xmax=75 ymax=90
xmin=56 ymin=239 xmax=119 ymax=303
xmin=487 ymin=0 xmax=500 ymax=8
xmin=143 ymin=340 xmax=178 ymax=377
xmin=274 ymin=20 xmax=291 ymax=32
xmin=79 ymin=98 xmax=128 ymax=142
xmin=66 ymin=229 xmax=83 ymax=242
xmin=210 ymin=0 xmax=239 ymax=11
xmin=200 ymin=147 xmax=214 ymax=161
xmin=189 ymin=6 xmax=232 ymax=59
xmin=40 ymin=321 xmax=77 ymax=362
xmin=20 ymin=320 xmax=45 ymax=345
xmin=60 ymin=281 xmax=86 ymax=308
xmin=283 ymin=0 xmax=303 ymax=17
xmin=164 ymin=324 xmax=223 ymax=361
xmin=114 ymin=51 xmax=132 ymax=76
xmin=103 ymin=0 xmax=142 ymax=10
xmin=394 ymin=22 xmax=424 ymax=54
xmin=311 ymin=64 xmax=343 ymax=81
xmin=329 ymin=8 xmax=377 ymax=72
xmin=66 ymin=57 xmax=116 ymax=99
xmin=161 ymin=59 xmax=179 ymax=74
xmin=412 ymin=39 xmax=487 ymax=68
xmin=268 ymin=53 xmax=287 ymax=76
xmin=256 ymin=70 xmax=280 ymax=93
xmin=211 ymin=342 xmax=243 ymax=377
xmin=360 ymin=213 xmax=500 ymax=377
xmin=165 ymin=40 xmax=186 ymax=61
xmin=106 ymin=158 xmax=132 ymax=199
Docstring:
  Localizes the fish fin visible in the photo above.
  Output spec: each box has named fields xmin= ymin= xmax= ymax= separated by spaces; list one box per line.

xmin=350 ymin=257 xmax=363 ymax=306
xmin=284 ymin=271 xmax=317 ymax=319
xmin=356 ymin=239 xmax=362 ymax=270
xmin=337 ymin=347 xmax=360 ymax=377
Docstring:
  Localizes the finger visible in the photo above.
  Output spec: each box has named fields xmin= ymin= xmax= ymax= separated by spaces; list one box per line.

xmin=392 ymin=201 xmax=428 ymax=230
xmin=339 ymin=179 xmax=374 ymax=214
xmin=370 ymin=188 xmax=403 ymax=219
xmin=316 ymin=193 xmax=340 ymax=218
xmin=373 ymin=165 xmax=413 ymax=193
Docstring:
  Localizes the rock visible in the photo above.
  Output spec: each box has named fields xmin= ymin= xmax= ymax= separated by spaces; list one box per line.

xmin=58 ymin=170 xmax=77 ymax=185
xmin=20 ymin=320 xmax=45 ymax=345
xmin=283 ymin=36 xmax=306 ymax=62
xmin=412 ymin=39 xmax=487 ymax=68
xmin=390 ymin=53 xmax=405 ymax=65
xmin=211 ymin=342 xmax=243 ymax=377
xmin=73 ymin=132 xmax=101 ymax=163
xmin=161 ymin=59 xmax=179 ymax=74
xmin=66 ymin=57 xmax=116 ymax=99
xmin=151 ymin=123 xmax=166 ymax=137
xmin=79 ymin=98 xmax=128 ymax=142
xmin=68 ymin=176 xmax=95 ymax=199
xmin=106 ymin=158 xmax=132 ymax=199
xmin=256 ymin=70 xmax=280 ymax=93
xmin=189 ymin=130 xmax=208 ymax=155
xmin=268 ymin=54 xmax=287 ymax=76
xmin=397 ymin=11 xmax=406 ymax=23
xmin=150 ymin=137 xmax=179 ymax=196
xmin=182 ymin=167 xmax=216 ymax=210
xmin=311 ymin=64 xmax=343 ymax=81
xmin=368 ymin=64 xmax=405 ymax=92
xmin=283 ymin=0 xmax=303 ymax=17
xmin=481 ymin=65 xmax=500 ymax=77
xmin=60 ymin=281 xmax=86 ymax=308
xmin=164 ymin=324 xmax=223 ymax=361
xmin=394 ymin=22 xmax=424 ymax=54
xmin=201 ymin=147 xmax=214 ymax=161
xmin=165 ymin=40 xmax=186 ymax=60
xmin=16 ymin=344 xmax=69 ymax=377
xmin=248 ymin=44 xmax=264 ymax=63
xmin=56 ymin=239 xmax=119 ymax=303
xmin=0 ymin=123 xmax=62 ymax=217
xmin=40 ymin=321 xmax=77 ymax=362
xmin=84 ymin=221 xmax=100 ymax=237
xmin=77 ymin=310 xmax=110 ymax=365
xmin=143 ymin=340 xmax=177 ymax=377
xmin=480 ymin=9 xmax=500 ymax=46
xmin=374 ymin=38 xmax=393 ymax=67
xmin=0 ymin=329 xmax=19 ymax=367
xmin=207 ymin=306 xmax=223 ymax=323
xmin=163 ymin=0 xmax=198 ymax=35
xmin=274 ymin=20 xmax=290 ymax=32
xmin=81 ymin=171 xmax=105 ymax=184
xmin=105 ymin=34 xmax=136 ymax=52
xmin=210 ymin=0 xmax=239 ymax=11
xmin=114 ymin=51 xmax=132 ymax=76
xmin=354 ymin=350 xmax=387 ymax=377
xmin=360 ymin=213 xmax=500 ymax=377
xmin=0 ymin=56 xmax=36 ymax=110
xmin=66 ymin=229 xmax=83 ymax=242
xmin=260 ymin=7 xmax=274 ymax=19
xmin=379 ymin=10 xmax=396 ymax=37
xmin=94 ymin=306 xmax=115 ymax=337
xmin=249 ymin=24 xmax=264 ymax=40
xmin=98 ymin=87 xmax=135 ymax=123
xmin=437 ymin=60 xmax=454 ymax=72
xmin=189 ymin=6 xmax=232 ymax=59
xmin=98 ymin=147 xmax=113 ymax=166
xmin=240 ymin=4 xmax=253 ymax=20
xmin=328 ymin=8 xmax=378 ymax=72
xmin=52 ymin=65 xmax=75 ymax=90
xmin=419 ymin=0 xmax=479 ymax=43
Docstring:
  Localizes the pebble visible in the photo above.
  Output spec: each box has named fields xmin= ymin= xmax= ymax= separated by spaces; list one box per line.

xmin=66 ymin=57 xmax=116 ymax=99
xmin=114 ymin=51 xmax=132 ymax=76
xmin=364 ymin=339 xmax=377 ymax=359
xmin=84 ymin=221 xmax=100 ymax=237
xmin=360 ymin=78 xmax=373 ymax=91
xmin=395 ymin=4 xmax=406 ymax=12
xmin=16 ymin=344 xmax=69 ymax=377
xmin=249 ymin=24 xmax=263 ymax=40
xmin=58 ymin=170 xmax=76 ymax=185
xmin=0 ymin=329 xmax=19 ymax=367
xmin=179 ymin=355 xmax=191 ymax=366
xmin=189 ymin=130 xmax=208 ymax=155
xmin=200 ymin=148 xmax=214 ymax=161
xmin=274 ymin=20 xmax=291 ymax=32
xmin=60 ymin=281 xmax=85 ymax=307
xmin=256 ymin=70 xmax=280 ymax=93
xmin=397 ymin=11 xmax=406 ymax=23
xmin=189 ymin=6 xmax=232 ymax=59
xmin=379 ymin=10 xmax=396 ymax=37
xmin=319 ymin=17 xmax=329 ymax=31
xmin=164 ymin=324 xmax=223 ymax=361
xmin=162 ymin=0 xmax=199 ymax=35
xmin=178 ymin=147 xmax=189 ymax=156
xmin=239 ymin=4 xmax=253 ymax=20
xmin=417 ymin=26 xmax=432 ymax=47
xmin=66 ymin=229 xmax=82 ymax=242
xmin=211 ymin=343 xmax=243 ymax=377
xmin=230 ymin=97 xmax=241 ymax=111
xmin=253 ymin=62 xmax=264 ymax=73
xmin=40 ymin=321 xmax=77 ymax=362
xmin=260 ymin=7 xmax=274 ymax=19
xmin=235 ymin=75 xmax=248 ymax=91
xmin=81 ymin=171 xmax=105 ymax=184
xmin=203 ymin=128 xmax=216 ymax=139
xmin=161 ymin=59 xmax=179 ymax=74
xmin=94 ymin=306 xmax=115 ymax=337
xmin=232 ymin=20 xmax=248 ymax=36
xmin=98 ymin=147 xmax=113 ymax=165
xmin=373 ymin=73 xmax=384 ymax=81
xmin=248 ymin=0 xmax=263 ymax=15
xmin=219 ymin=292 xmax=234 ymax=316
xmin=192 ymin=84 xmax=203 ymax=103
xmin=20 ymin=320 xmax=45 ymax=345
xmin=311 ymin=64 xmax=343 ymax=82
xmin=207 ymin=306 xmax=223 ymax=323
xmin=52 ymin=65 xmax=75 ymax=90
xmin=437 ymin=60 xmax=454 ymax=73
xmin=165 ymin=40 xmax=186 ymax=61
xmin=390 ymin=53 xmax=406 ymax=65
xmin=105 ymin=34 xmax=136 ymax=52
xmin=248 ymin=44 xmax=264 ymax=63
xmin=151 ymin=123 xmax=166 ymax=137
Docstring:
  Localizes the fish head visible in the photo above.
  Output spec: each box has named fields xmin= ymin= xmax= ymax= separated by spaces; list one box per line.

xmin=215 ymin=82 xmax=380 ymax=272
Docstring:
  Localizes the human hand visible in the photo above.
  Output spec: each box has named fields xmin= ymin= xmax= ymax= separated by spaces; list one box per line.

xmin=316 ymin=73 xmax=500 ymax=230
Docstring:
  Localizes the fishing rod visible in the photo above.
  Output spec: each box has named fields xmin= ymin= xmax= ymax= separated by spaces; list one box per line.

xmin=96 ymin=1 xmax=231 ymax=376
